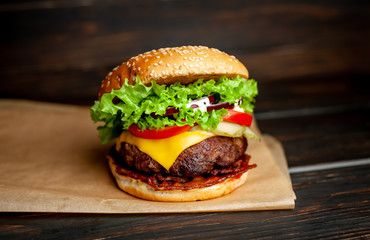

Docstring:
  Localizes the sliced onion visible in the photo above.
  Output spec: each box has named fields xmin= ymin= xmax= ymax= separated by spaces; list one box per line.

xmin=151 ymin=95 xmax=216 ymax=118
xmin=150 ymin=95 xmax=238 ymax=118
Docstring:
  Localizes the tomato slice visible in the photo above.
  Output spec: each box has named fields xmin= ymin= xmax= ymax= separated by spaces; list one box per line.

xmin=129 ymin=109 xmax=252 ymax=139
xmin=128 ymin=123 xmax=192 ymax=139
xmin=222 ymin=109 xmax=253 ymax=127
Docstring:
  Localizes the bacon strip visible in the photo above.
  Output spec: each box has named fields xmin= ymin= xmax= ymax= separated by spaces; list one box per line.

xmin=110 ymin=148 xmax=256 ymax=191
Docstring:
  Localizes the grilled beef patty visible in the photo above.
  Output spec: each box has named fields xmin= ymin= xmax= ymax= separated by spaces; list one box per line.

xmin=118 ymin=136 xmax=247 ymax=178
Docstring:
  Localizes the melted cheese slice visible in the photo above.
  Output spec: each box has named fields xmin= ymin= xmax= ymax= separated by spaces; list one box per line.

xmin=116 ymin=130 xmax=215 ymax=170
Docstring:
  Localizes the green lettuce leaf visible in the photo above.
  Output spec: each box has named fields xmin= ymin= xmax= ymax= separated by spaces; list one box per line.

xmin=90 ymin=76 xmax=258 ymax=144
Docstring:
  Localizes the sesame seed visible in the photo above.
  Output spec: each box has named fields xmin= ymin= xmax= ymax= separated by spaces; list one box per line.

xmin=167 ymin=63 xmax=170 ymax=67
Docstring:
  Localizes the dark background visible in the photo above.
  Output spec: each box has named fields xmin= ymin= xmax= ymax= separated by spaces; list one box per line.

xmin=0 ymin=1 xmax=369 ymax=239
xmin=1 ymin=0 xmax=369 ymax=106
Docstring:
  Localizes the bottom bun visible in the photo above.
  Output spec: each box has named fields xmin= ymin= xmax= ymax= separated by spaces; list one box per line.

xmin=108 ymin=156 xmax=249 ymax=202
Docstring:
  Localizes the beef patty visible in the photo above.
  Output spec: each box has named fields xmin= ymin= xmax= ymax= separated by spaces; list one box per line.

xmin=118 ymin=136 xmax=247 ymax=178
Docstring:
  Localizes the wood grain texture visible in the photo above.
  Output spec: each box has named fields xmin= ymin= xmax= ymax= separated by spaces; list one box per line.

xmin=255 ymin=73 xmax=370 ymax=113
xmin=0 ymin=1 xmax=369 ymax=104
xmin=257 ymin=105 xmax=370 ymax=167
xmin=255 ymin=73 xmax=370 ymax=167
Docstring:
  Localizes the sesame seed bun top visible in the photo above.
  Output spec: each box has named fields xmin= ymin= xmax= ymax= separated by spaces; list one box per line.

xmin=98 ymin=46 xmax=249 ymax=99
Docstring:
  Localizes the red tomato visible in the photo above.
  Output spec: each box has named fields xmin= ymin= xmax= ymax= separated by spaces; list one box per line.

xmin=128 ymin=123 xmax=192 ymax=139
xmin=222 ymin=109 xmax=253 ymax=127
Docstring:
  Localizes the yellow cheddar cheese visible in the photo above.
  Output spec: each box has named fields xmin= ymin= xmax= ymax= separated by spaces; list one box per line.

xmin=116 ymin=130 xmax=215 ymax=170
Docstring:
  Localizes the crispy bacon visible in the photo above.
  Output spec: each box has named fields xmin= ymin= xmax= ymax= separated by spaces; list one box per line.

xmin=110 ymin=148 xmax=256 ymax=191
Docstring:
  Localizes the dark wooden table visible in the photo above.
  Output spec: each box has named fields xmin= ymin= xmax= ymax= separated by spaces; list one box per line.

xmin=1 ymin=1 xmax=369 ymax=239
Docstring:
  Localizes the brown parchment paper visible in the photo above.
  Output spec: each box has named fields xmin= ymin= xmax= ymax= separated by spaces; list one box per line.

xmin=0 ymin=100 xmax=295 ymax=213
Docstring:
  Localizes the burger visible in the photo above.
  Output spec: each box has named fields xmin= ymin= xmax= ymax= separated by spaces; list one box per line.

xmin=91 ymin=46 xmax=259 ymax=201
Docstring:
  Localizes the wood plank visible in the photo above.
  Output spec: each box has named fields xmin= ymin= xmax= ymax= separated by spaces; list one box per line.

xmin=0 ymin=68 xmax=108 ymax=105
xmin=257 ymin=106 xmax=370 ymax=166
xmin=255 ymin=73 xmax=370 ymax=113
xmin=254 ymin=73 xmax=370 ymax=167
xmin=0 ymin=1 xmax=368 ymax=102
xmin=0 ymin=165 xmax=368 ymax=239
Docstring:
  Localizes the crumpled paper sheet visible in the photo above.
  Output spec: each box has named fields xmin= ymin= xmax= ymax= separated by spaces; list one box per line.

xmin=0 ymin=100 xmax=295 ymax=213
